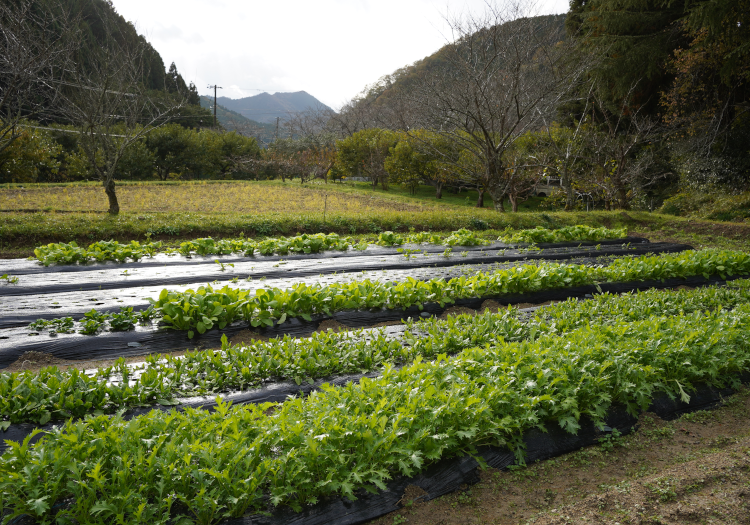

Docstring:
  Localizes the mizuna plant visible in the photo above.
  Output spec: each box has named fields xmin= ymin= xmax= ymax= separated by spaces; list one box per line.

xmin=2 ymin=305 xmax=750 ymax=523
xmin=4 ymin=281 xmax=749 ymax=427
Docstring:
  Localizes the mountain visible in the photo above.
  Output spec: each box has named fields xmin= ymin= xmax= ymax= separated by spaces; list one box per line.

xmin=200 ymin=97 xmax=276 ymax=145
xmin=215 ymin=91 xmax=332 ymax=124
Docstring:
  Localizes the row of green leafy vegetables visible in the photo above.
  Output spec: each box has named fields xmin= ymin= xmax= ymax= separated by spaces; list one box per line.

xmin=151 ymin=248 xmax=750 ymax=337
xmin=5 ymin=280 xmax=750 ymax=428
xmin=23 ymin=248 xmax=750 ymax=340
xmin=32 ymin=225 xmax=627 ymax=265
xmin=27 ymin=307 xmax=157 ymax=335
xmin=2 ymin=284 xmax=750 ymax=524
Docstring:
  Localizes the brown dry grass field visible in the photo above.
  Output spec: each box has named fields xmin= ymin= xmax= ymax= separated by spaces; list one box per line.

xmin=0 ymin=181 xmax=432 ymax=214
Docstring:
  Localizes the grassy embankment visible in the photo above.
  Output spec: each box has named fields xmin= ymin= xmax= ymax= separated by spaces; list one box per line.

xmin=1 ymin=180 xmax=748 ymax=257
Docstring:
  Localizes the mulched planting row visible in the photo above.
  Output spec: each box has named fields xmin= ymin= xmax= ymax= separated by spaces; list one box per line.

xmin=0 ymin=240 xmax=661 ymax=297
xmin=1 ymin=272 xmax=737 ymax=370
xmin=226 ymin=375 xmax=750 ymax=525
xmin=0 ymin=242 xmax=688 ymax=332
xmin=0 ymin=254 xmax=629 ymax=329
xmin=0 ymin=238 xmax=646 ymax=276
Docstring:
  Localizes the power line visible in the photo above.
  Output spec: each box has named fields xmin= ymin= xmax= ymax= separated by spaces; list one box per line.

xmin=45 ymin=78 xmax=137 ymax=97
xmin=18 ymin=124 xmax=128 ymax=137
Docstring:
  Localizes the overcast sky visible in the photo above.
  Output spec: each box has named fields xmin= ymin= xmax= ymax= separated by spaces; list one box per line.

xmin=112 ymin=0 xmax=570 ymax=110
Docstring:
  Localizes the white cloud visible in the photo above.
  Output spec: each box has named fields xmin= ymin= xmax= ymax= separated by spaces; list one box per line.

xmin=113 ymin=0 xmax=570 ymax=109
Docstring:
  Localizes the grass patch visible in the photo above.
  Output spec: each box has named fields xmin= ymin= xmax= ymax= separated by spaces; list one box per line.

xmin=2 ymin=180 xmax=750 ymax=257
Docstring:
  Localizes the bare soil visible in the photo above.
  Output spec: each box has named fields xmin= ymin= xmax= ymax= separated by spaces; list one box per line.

xmin=3 ymin=348 xmax=191 ymax=374
xmin=369 ymin=388 xmax=750 ymax=525
xmin=228 ymin=329 xmax=268 ymax=345
xmin=317 ymin=319 xmax=350 ymax=333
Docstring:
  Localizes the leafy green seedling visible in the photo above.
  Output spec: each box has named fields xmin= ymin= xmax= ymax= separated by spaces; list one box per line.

xmin=1 ymin=273 xmax=19 ymax=284
xmin=136 ymin=306 xmax=158 ymax=324
xmin=397 ymin=248 xmax=419 ymax=260
xmin=79 ymin=319 xmax=103 ymax=335
xmin=110 ymin=307 xmax=137 ymax=331
xmin=215 ymin=260 xmax=235 ymax=272
xmin=83 ymin=309 xmax=109 ymax=323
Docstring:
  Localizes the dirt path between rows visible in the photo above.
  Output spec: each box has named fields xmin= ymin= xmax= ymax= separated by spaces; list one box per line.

xmin=369 ymin=388 xmax=750 ymax=525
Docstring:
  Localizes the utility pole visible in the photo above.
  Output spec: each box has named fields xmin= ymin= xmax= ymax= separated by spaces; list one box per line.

xmin=207 ymin=84 xmax=222 ymax=127
xmin=275 ymin=116 xmax=279 ymax=141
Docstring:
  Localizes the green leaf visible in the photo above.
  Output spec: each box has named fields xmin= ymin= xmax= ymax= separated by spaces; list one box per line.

xmin=38 ymin=411 xmax=51 ymax=425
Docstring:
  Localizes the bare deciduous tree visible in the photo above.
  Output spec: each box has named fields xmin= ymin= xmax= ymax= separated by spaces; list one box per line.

xmin=0 ymin=0 xmax=78 ymax=155
xmin=397 ymin=0 xmax=591 ymax=211
xmin=574 ymin=85 xmax=663 ymax=210
xmin=59 ymin=5 xmax=186 ymax=214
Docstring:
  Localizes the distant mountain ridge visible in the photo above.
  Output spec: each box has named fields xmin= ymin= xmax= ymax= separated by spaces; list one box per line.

xmin=200 ymin=96 xmax=276 ymax=145
xmin=216 ymin=91 xmax=332 ymax=124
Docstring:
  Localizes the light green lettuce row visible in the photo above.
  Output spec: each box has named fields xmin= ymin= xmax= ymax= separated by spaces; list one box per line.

xmin=497 ymin=225 xmax=627 ymax=244
xmin=152 ymin=249 xmax=750 ymax=336
xmin=33 ymin=225 xmax=629 ymax=265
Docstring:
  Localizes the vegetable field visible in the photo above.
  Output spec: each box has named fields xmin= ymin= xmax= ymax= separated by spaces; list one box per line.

xmin=1 ymin=225 xmax=750 ymax=525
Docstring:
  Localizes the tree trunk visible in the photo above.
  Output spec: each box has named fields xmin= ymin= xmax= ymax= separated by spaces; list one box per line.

xmin=613 ymin=167 xmax=630 ymax=209
xmin=509 ymin=193 xmax=519 ymax=212
xmin=561 ymin=173 xmax=575 ymax=210
xmin=435 ymin=181 xmax=443 ymax=199
xmin=104 ymin=179 xmax=119 ymax=215
xmin=485 ymin=184 xmax=506 ymax=212
xmin=476 ymin=188 xmax=484 ymax=208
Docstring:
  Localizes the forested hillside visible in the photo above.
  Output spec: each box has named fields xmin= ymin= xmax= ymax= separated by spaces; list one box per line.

xmin=0 ymin=0 xmax=260 ymax=211
xmin=319 ymin=1 xmax=748 ymax=217
xmin=354 ymin=14 xmax=566 ymax=110
xmin=2 ymin=0 xmax=747 ymax=219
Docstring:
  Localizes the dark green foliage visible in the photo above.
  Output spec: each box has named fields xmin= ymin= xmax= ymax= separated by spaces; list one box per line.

xmin=566 ymin=0 xmax=687 ymax=114
xmin=567 ymin=0 xmax=750 ymax=196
